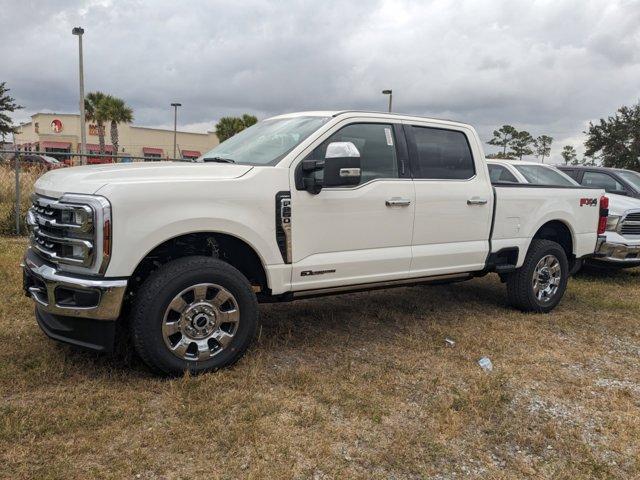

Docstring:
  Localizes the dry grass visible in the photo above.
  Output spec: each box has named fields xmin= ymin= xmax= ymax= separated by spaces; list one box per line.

xmin=0 ymin=163 xmax=42 ymax=235
xmin=1 ymin=236 xmax=639 ymax=479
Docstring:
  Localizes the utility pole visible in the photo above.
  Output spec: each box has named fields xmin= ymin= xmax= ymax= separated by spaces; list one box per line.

xmin=72 ymin=27 xmax=87 ymax=165
xmin=171 ymin=102 xmax=181 ymax=159
xmin=382 ymin=89 xmax=392 ymax=112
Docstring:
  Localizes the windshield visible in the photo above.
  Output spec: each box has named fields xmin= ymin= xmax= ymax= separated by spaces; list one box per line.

xmin=514 ymin=164 xmax=578 ymax=186
xmin=617 ymin=170 xmax=640 ymax=191
xmin=200 ymin=116 xmax=330 ymax=166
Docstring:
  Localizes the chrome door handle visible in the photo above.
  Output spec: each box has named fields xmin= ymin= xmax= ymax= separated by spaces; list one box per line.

xmin=467 ymin=197 xmax=488 ymax=206
xmin=386 ymin=197 xmax=411 ymax=207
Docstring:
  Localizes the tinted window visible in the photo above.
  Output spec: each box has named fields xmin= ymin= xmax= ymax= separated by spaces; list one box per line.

xmin=411 ymin=126 xmax=475 ymax=179
xmin=560 ymin=168 xmax=580 ymax=181
xmin=616 ymin=171 xmax=640 ymax=191
xmin=488 ymin=164 xmax=519 ymax=183
xmin=514 ymin=165 xmax=577 ymax=186
xmin=581 ymin=171 xmax=624 ymax=192
xmin=307 ymin=123 xmax=399 ymax=184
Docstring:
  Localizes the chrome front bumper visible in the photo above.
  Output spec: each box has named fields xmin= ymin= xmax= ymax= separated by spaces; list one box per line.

xmin=22 ymin=251 xmax=127 ymax=321
xmin=594 ymin=239 xmax=640 ymax=264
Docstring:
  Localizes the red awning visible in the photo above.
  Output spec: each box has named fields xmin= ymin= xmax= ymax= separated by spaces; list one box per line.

xmin=42 ymin=141 xmax=71 ymax=149
xmin=86 ymin=143 xmax=114 ymax=152
xmin=143 ymin=147 xmax=164 ymax=155
xmin=181 ymin=150 xmax=201 ymax=157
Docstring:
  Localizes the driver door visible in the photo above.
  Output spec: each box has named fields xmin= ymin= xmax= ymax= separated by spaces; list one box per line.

xmin=289 ymin=120 xmax=415 ymax=291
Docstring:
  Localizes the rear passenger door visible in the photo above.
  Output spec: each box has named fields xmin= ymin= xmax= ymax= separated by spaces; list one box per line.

xmin=404 ymin=122 xmax=493 ymax=276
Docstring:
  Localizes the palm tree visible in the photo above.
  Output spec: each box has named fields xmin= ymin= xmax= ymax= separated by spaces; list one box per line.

xmin=215 ymin=114 xmax=258 ymax=142
xmin=104 ymin=96 xmax=133 ymax=160
xmin=84 ymin=91 xmax=109 ymax=154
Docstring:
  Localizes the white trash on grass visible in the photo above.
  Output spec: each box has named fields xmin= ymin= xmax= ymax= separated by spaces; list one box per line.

xmin=478 ymin=357 xmax=493 ymax=372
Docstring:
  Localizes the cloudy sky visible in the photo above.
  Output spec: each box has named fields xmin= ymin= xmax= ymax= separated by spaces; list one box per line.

xmin=2 ymin=0 xmax=639 ymax=162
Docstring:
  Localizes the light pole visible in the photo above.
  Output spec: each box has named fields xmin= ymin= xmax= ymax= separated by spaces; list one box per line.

xmin=382 ymin=89 xmax=392 ymax=112
xmin=171 ymin=102 xmax=181 ymax=159
xmin=72 ymin=27 xmax=87 ymax=165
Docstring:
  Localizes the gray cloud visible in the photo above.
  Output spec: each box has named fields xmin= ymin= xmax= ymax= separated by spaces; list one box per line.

xmin=2 ymin=0 xmax=640 ymax=161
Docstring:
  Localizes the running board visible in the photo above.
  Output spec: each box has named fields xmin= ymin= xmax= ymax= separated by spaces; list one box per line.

xmin=289 ymin=272 xmax=473 ymax=300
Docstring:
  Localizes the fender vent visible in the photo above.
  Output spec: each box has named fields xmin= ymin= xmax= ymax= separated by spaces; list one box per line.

xmin=275 ymin=191 xmax=291 ymax=263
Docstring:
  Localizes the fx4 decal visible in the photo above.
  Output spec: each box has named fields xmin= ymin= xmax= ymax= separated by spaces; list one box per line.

xmin=579 ymin=198 xmax=598 ymax=207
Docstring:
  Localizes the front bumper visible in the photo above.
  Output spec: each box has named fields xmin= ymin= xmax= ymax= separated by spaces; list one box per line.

xmin=23 ymin=250 xmax=128 ymax=352
xmin=22 ymin=249 xmax=128 ymax=320
xmin=594 ymin=239 xmax=640 ymax=264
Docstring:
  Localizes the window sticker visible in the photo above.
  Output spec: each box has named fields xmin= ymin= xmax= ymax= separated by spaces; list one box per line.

xmin=384 ymin=127 xmax=393 ymax=146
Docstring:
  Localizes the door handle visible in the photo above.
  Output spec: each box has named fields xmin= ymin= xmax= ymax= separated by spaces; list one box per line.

xmin=386 ymin=197 xmax=412 ymax=207
xmin=467 ymin=197 xmax=488 ymax=206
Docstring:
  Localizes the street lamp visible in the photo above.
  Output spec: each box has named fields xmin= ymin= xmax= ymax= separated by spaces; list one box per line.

xmin=382 ymin=89 xmax=392 ymax=112
xmin=171 ymin=103 xmax=182 ymax=159
xmin=72 ymin=27 xmax=87 ymax=165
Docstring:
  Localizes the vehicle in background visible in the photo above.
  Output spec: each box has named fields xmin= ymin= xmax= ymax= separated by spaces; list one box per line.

xmin=558 ymin=165 xmax=640 ymax=199
xmin=23 ymin=112 xmax=607 ymax=375
xmin=488 ymin=159 xmax=640 ymax=269
xmin=4 ymin=154 xmax=67 ymax=171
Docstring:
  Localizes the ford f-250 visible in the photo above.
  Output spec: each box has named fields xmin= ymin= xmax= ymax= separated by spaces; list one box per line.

xmin=23 ymin=111 xmax=608 ymax=375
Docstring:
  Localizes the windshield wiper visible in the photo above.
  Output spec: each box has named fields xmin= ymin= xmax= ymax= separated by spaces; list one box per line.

xmin=202 ymin=157 xmax=236 ymax=164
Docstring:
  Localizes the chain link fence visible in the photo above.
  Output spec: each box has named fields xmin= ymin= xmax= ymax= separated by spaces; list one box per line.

xmin=0 ymin=149 xmax=191 ymax=236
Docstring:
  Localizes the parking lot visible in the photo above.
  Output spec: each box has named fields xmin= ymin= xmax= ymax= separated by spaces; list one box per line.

xmin=1 ymin=236 xmax=639 ymax=479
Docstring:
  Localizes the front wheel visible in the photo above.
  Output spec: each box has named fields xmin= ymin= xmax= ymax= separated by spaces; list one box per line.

xmin=506 ymin=239 xmax=569 ymax=313
xmin=130 ymin=256 xmax=259 ymax=375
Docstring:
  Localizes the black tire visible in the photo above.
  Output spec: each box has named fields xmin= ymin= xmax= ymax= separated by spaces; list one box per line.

xmin=130 ymin=256 xmax=259 ymax=376
xmin=506 ymin=239 xmax=569 ymax=313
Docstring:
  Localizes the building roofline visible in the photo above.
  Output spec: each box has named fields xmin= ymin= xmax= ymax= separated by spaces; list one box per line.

xmin=26 ymin=111 xmax=215 ymax=136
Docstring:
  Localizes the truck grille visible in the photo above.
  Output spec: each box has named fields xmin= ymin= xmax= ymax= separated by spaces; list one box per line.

xmin=620 ymin=210 xmax=640 ymax=236
xmin=27 ymin=195 xmax=95 ymax=267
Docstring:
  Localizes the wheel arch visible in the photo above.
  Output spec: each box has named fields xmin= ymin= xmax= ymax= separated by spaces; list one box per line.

xmin=530 ymin=219 xmax=576 ymax=267
xmin=126 ymin=231 xmax=271 ymax=300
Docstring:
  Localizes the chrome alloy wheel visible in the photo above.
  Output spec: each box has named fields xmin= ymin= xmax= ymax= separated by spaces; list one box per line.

xmin=532 ymin=254 xmax=562 ymax=303
xmin=162 ymin=283 xmax=240 ymax=361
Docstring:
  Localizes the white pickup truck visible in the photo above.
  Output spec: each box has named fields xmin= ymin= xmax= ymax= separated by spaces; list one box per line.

xmin=23 ymin=111 xmax=608 ymax=375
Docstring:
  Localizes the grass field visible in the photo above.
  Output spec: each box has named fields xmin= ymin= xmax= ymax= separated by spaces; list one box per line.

xmin=1 ymin=236 xmax=639 ymax=479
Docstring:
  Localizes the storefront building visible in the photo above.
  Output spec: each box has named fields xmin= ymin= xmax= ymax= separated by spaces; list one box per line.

xmin=14 ymin=113 xmax=219 ymax=162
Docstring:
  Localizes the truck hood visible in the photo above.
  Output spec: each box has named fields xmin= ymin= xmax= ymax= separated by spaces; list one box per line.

xmin=35 ymin=162 xmax=253 ymax=198
xmin=608 ymin=193 xmax=640 ymax=216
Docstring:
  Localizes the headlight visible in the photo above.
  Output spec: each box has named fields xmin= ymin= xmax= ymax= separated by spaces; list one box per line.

xmin=29 ymin=193 xmax=112 ymax=276
xmin=606 ymin=215 xmax=621 ymax=232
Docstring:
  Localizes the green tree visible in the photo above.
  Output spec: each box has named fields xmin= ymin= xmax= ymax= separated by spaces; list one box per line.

xmin=487 ymin=125 xmax=518 ymax=156
xmin=104 ymin=96 xmax=133 ymax=159
xmin=561 ymin=145 xmax=577 ymax=165
xmin=215 ymin=114 xmax=258 ymax=142
xmin=534 ymin=135 xmax=553 ymax=163
xmin=585 ymin=102 xmax=640 ymax=171
xmin=0 ymin=82 xmax=23 ymax=141
xmin=485 ymin=151 xmax=514 ymax=159
xmin=84 ymin=91 xmax=110 ymax=154
xmin=508 ymin=130 xmax=534 ymax=160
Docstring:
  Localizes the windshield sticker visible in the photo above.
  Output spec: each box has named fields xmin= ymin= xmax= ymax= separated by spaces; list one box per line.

xmin=384 ymin=127 xmax=393 ymax=146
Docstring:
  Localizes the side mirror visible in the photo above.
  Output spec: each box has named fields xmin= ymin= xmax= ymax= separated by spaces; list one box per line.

xmin=300 ymin=142 xmax=362 ymax=194
xmin=323 ymin=142 xmax=361 ymax=188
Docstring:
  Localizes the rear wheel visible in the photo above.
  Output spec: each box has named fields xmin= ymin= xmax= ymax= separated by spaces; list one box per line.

xmin=506 ymin=239 xmax=568 ymax=313
xmin=131 ymin=256 xmax=259 ymax=375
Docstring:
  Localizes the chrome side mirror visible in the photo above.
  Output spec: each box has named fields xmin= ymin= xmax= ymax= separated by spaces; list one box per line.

xmin=323 ymin=142 xmax=361 ymax=188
